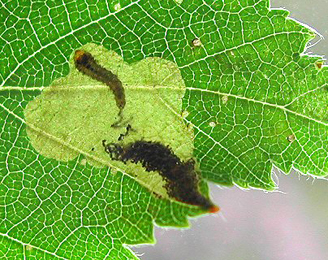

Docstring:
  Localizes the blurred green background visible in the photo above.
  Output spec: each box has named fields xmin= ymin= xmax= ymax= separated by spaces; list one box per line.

xmin=139 ymin=1 xmax=328 ymax=259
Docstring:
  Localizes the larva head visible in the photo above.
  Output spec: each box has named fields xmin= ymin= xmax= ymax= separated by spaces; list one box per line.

xmin=74 ymin=50 xmax=88 ymax=62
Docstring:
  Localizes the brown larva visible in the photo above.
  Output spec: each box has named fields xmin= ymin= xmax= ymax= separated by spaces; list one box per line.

xmin=74 ymin=50 xmax=126 ymax=113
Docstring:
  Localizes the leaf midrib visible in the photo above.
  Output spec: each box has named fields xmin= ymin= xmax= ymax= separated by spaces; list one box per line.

xmin=2 ymin=82 xmax=325 ymax=126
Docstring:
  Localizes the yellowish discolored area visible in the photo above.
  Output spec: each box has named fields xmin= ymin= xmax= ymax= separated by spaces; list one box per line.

xmin=24 ymin=43 xmax=194 ymax=200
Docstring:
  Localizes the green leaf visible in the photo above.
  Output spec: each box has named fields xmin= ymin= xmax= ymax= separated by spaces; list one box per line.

xmin=0 ymin=0 xmax=327 ymax=259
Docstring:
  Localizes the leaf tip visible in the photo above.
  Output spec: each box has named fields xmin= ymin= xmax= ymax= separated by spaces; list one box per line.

xmin=208 ymin=205 xmax=220 ymax=214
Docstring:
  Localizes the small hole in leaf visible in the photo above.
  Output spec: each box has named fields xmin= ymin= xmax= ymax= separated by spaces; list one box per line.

xmin=221 ymin=95 xmax=228 ymax=104
xmin=209 ymin=121 xmax=216 ymax=127
xmin=287 ymin=134 xmax=296 ymax=142
xmin=192 ymin=38 xmax=202 ymax=47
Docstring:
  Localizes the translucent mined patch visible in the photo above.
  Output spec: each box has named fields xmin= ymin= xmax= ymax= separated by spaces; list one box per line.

xmin=25 ymin=43 xmax=194 ymax=200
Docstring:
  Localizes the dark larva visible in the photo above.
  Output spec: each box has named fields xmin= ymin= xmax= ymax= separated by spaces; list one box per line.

xmin=74 ymin=50 xmax=126 ymax=112
xmin=102 ymin=140 xmax=219 ymax=213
